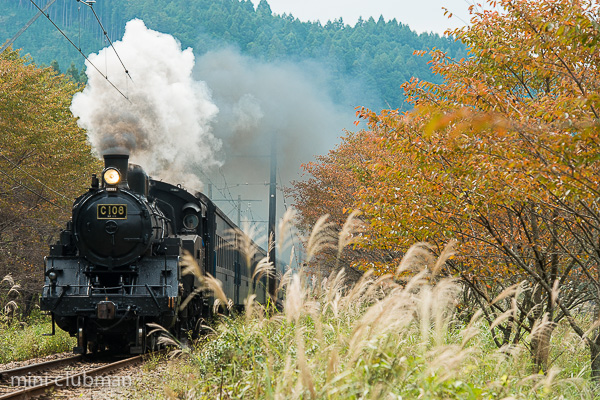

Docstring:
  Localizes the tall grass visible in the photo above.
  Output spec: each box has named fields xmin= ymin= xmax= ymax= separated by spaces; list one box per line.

xmin=0 ymin=274 xmax=21 ymax=325
xmin=0 ymin=318 xmax=75 ymax=363
xmin=130 ymin=214 xmax=596 ymax=399
xmin=0 ymin=274 xmax=75 ymax=362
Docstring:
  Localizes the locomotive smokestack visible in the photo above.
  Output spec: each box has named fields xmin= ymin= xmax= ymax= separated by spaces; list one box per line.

xmin=103 ymin=154 xmax=129 ymax=188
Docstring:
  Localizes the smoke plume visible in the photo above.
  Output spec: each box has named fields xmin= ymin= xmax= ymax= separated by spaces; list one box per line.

xmin=71 ymin=19 xmax=221 ymax=190
xmin=194 ymin=48 xmax=354 ymax=218
xmin=195 ymin=48 xmax=353 ymax=174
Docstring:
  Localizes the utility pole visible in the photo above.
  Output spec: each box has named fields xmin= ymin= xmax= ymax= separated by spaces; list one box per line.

xmin=268 ymin=135 xmax=277 ymax=299
xmin=237 ymin=195 xmax=241 ymax=227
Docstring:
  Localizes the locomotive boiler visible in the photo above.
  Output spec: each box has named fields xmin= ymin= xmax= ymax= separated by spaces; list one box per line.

xmin=41 ymin=154 xmax=274 ymax=354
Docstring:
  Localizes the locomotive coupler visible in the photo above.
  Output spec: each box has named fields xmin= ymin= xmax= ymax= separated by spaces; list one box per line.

xmin=97 ymin=301 xmax=116 ymax=320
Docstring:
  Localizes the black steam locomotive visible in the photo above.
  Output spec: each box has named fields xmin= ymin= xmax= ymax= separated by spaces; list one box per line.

xmin=40 ymin=154 xmax=276 ymax=354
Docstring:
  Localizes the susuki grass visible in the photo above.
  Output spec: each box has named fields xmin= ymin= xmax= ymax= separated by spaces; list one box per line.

xmin=0 ymin=274 xmax=21 ymax=325
xmin=129 ymin=212 xmax=597 ymax=399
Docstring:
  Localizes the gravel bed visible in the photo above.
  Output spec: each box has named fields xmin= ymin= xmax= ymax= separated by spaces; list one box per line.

xmin=38 ymin=355 xmax=170 ymax=399
xmin=38 ymin=364 xmax=143 ymax=400
xmin=0 ymin=351 xmax=172 ymax=399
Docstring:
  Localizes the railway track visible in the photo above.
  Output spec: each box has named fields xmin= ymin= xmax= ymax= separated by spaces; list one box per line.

xmin=0 ymin=351 xmax=164 ymax=399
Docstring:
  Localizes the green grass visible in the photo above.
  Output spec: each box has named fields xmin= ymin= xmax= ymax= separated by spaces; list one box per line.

xmin=0 ymin=274 xmax=74 ymax=362
xmin=0 ymin=316 xmax=75 ymax=363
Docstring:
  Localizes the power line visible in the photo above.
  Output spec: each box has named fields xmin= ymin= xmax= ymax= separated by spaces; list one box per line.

xmin=0 ymin=152 xmax=69 ymax=201
xmin=0 ymin=0 xmax=57 ymax=55
xmin=196 ymin=169 xmax=239 ymax=212
xmin=248 ymin=206 xmax=267 ymax=226
xmin=222 ymin=182 xmax=268 ymax=190
xmin=78 ymin=0 xmax=132 ymax=82
xmin=0 ymin=167 xmax=67 ymax=211
xmin=218 ymin=168 xmax=241 ymax=211
xmin=225 ymin=205 xmax=237 ymax=216
xmin=247 ymin=206 xmax=268 ymax=226
xmin=28 ymin=0 xmax=130 ymax=102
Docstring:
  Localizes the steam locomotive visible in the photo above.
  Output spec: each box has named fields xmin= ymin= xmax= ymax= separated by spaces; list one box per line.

xmin=40 ymin=154 xmax=276 ymax=354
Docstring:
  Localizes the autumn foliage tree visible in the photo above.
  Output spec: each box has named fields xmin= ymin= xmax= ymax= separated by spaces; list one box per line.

xmin=293 ymin=0 xmax=600 ymax=378
xmin=0 ymin=48 xmax=100 ymax=317
xmin=357 ymin=0 xmax=600 ymax=376
xmin=289 ymin=129 xmax=401 ymax=280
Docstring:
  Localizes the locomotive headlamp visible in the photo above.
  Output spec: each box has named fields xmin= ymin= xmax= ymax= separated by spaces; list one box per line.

xmin=103 ymin=168 xmax=121 ymax=185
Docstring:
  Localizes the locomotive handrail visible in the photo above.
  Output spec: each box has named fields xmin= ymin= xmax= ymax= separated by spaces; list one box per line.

xmin=154 ymin=198 xmax=175 ymax=224
xmin=49 ymin=286 xmax=67 ymax=311
xmin=42 ymin=284 xmax=173 ymax=294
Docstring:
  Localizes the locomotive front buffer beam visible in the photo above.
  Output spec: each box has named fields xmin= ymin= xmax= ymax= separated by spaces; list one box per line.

xmin=40 ymin=256 xmax=181 ymax=354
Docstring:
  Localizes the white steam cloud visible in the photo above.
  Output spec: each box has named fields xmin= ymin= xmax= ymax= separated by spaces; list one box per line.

xmin=71 ymin=19 xmax=355 ymax=241
xmin=71 ymin=19 xmax=221 ymax=190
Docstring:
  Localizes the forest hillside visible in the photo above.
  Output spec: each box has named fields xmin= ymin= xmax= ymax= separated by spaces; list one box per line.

xmin=0 ymin=0 xmax=466 ymax=111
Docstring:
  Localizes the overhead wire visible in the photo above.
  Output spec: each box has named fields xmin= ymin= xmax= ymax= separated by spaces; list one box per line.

xmin=0 ymin=152 xmax=70 ymax=201
xmin=225 ymin=206 xmax=237 ymax=216
xmin=222 ymin=182 xmax=268 ymax=189
xmin=28 ymin=0 xmax=130 ymax=102
xmin=218 ymin=167 xmax=243 ymax=211
xmin=211 ymin=170 xmax=270 ymax=240
xmin=0 ymin=0 xmax=56 ymax=55
xmin=196 ymin=169 xmax=239 ymax=212
xmin=248 ymin=206 xmax=267 ymax=226
xmin=247 ymin=204 xmax=255 ymax=223
xmin=77 ymin=0 xmax=81 ymax=51
xmin=0 ymin=167 xmax=67 ymax=211
xmin=78 ymin=0 xmax=132 ymax=82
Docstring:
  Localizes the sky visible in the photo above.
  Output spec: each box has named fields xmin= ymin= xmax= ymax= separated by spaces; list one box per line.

xmin=250 ymin=0 xmax=475 ymax=35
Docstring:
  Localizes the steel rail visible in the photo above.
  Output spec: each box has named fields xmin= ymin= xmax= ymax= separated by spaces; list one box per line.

xmin=0 ymin=350 xmax=166 ymax=400
xmin=0 ymin=355 xmax=82 ymax=381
